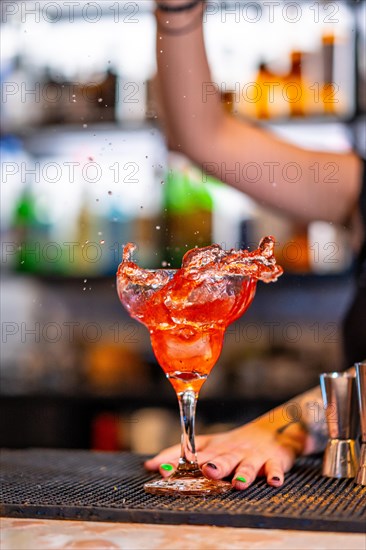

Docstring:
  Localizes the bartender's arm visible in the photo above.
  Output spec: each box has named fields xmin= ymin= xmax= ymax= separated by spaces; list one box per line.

xmin=155 ymin=0 xmax=362 ymax=223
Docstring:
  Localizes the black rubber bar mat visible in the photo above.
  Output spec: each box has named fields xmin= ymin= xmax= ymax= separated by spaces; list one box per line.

xmin=0 ymin=449 xmax=365 ymax=532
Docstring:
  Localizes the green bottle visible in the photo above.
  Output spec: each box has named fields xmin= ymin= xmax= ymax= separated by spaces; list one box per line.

xmin=163 ymin=155 xmax=213 ymax=268
xmin=12 ymin=186 xmax=48 ymax=274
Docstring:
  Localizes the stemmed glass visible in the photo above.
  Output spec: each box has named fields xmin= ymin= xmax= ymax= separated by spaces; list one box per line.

xmin=117 ymin=238 xmax=282 ymax=495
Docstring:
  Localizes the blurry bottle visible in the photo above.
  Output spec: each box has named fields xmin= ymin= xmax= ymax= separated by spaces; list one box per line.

xmin=83 ymin=341 xmax=146 ymax=396
xmin=285 ymin=51 xmax=306 ymax=118
xmin=41 ymin=68 xmax=66 ymax=125
xmin=251 ymin=61 xmax=288 ymax=120
xmin=94 ymin=68 xmax=117 ymax=122
xmin=133 ymin=214 xmax=164 ymax=269
xmin=11 ymin=184 xmax=48 ymax=274
xmin=116 ymin=74 xmax=147 ymax=124
xmin=1 ymin=55 xmax=43 ymax=132
xmin=220 ymin=90 xmax=235 ymax=114
xmin=163 ymin=153 xmax=213 ymax=267
xmin=104 ymin=206 xmax=132 ymax=276
xmin=277 ymin=222 xmax=311 ymax=274
xmin=64 ymin=192 xmax=103 ymax=277
xmin=91 ymin=412 xmax=120 ymax=451
xmin=308 ymin=221 xmax=352 ymax=275
xmin=255 ymin=62 xmax=275 ymax=119
xmin=322 ymin=33 xmax=337 ymax=116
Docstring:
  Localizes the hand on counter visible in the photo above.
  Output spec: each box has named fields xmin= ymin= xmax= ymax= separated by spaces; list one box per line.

xmin=144 ymin=416 xmax=306 ymax=490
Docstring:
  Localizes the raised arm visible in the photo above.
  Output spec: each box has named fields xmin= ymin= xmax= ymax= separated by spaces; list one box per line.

xmin=155 ymin=0 xmax=362 ymax=224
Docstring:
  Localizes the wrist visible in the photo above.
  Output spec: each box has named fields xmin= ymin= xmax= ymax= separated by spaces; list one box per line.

xmin=275 ymin=421 xmax=307 ymax=458
xmin=250 ymin=415 xmax=307 ymax=457
xmin=156 ymin=0 xmax=202 ymax=11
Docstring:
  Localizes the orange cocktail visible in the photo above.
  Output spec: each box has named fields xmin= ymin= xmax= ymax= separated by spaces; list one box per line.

xmin=117 ymin=237 xmax=282 ymax=495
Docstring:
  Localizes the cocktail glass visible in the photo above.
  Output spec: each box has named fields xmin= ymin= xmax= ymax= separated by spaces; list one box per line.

xmin=117 ymin=238 xmax=282 ymax=496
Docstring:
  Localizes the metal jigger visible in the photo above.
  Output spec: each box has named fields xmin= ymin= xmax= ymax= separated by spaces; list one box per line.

xmin=320 ymin=372 xmax=360 ymax=478
xmin=355 ymin=362 xmax=366 ymax=485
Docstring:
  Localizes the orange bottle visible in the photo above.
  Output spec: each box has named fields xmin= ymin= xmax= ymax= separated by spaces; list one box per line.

xmin=285 ymin=51 xmax=305 ymax=118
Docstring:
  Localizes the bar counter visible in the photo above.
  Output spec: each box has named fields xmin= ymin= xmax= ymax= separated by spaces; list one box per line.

xmin=1 ymin=449 xmax=365 ymax=549
xmin=1 ymin=518 xmax=365 ymax=550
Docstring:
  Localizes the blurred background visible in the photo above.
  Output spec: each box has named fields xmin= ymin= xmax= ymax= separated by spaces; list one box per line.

xmin=1 ymin=0 xmax=365 ymax=454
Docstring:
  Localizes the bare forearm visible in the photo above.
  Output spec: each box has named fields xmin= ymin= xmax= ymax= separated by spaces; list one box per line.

xmin=155 ymin=2 xmax=362 ymax=224
xmin=156 ymin=1 xmax=224 ymax=154
xmin=212 ymin=118 xmax=362 ymax=224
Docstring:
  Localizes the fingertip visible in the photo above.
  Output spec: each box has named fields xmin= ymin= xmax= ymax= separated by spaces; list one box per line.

xmin=264 ymin=460 xmax=286 ymax=487
xmin=202 ymin=462 xmax=221 ymax=479
xmin=159 ymin=463 xmax=174 ymax=477
xmin=144 ymin=459 xmax=158 ymax=471
xmin=267 ymin=474 xmax=284 ymax=487
xmin=232 ymin=475 xmax=250 ymax=490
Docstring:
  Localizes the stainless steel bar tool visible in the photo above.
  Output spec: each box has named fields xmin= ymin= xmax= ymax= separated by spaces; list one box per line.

xmin=320 ymin=372 xmax=360 ymax=478
xmin=355 ymin=361 xmax=366 ymax=485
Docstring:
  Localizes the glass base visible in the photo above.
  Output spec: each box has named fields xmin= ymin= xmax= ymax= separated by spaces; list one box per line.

xmin=144 ymin=474 xmax=232 ymax=496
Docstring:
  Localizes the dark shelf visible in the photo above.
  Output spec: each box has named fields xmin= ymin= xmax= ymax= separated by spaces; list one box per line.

xmin=0 ymin=393 xmax=283 ymax=450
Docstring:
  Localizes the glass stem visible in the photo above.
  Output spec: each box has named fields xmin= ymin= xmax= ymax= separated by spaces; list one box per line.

xmin=177 ymin=390 xmax=200 ymax=474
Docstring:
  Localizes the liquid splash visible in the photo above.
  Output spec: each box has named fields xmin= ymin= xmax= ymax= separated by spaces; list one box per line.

xmin=117 ymin=237 xmax=283 ymax=393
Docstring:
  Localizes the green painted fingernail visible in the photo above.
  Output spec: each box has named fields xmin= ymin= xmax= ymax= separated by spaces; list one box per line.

xmin=160 ymin=463 xmax=173 ymax=471
xmin=235 ymin=476 xmax=247 ymax=483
